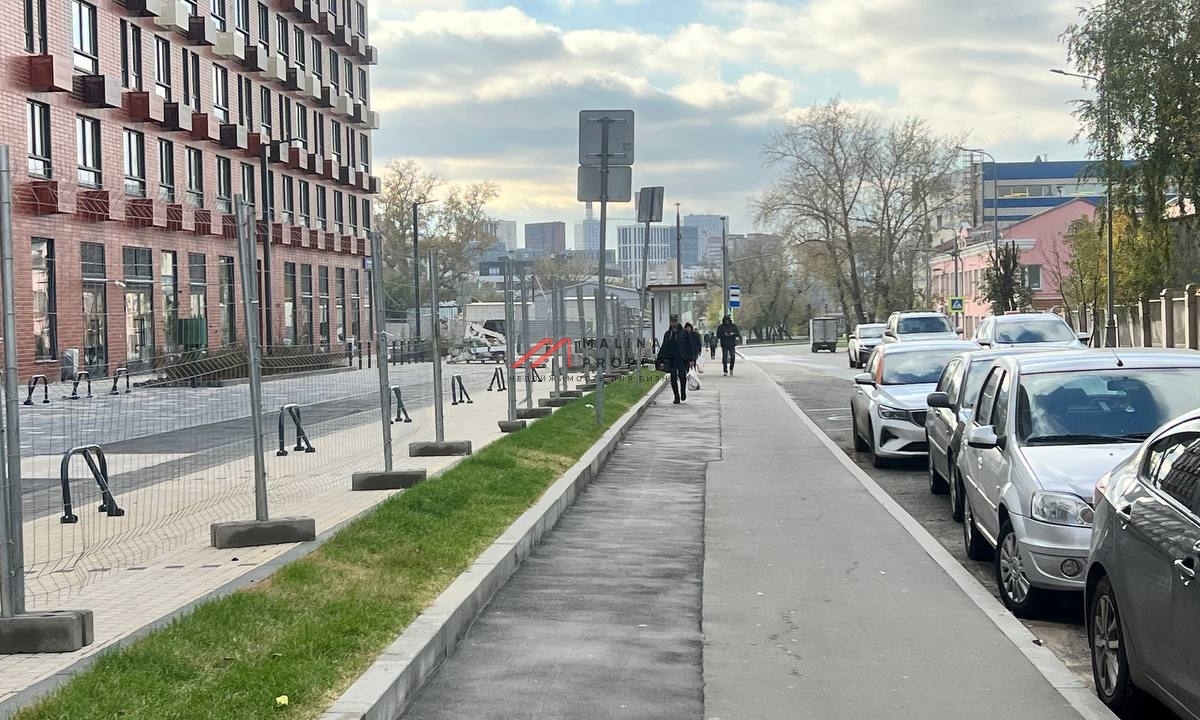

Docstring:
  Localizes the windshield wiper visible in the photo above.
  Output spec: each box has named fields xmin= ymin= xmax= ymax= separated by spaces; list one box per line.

xmin=1024 ymin=433 xmax=1143 ymax=445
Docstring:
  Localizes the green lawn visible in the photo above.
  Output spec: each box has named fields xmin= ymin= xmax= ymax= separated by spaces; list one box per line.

xmin=16 ymin=377 xmax=655 ymax=720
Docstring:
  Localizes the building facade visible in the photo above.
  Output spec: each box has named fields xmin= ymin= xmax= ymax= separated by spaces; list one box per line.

xmin=973 ymin=158 xmax=1110 ymax=230
xmin=573 ymin=201 xmax=600 ymax=257
xmin=684 ymin=213 xmax=724 ymax=266
xmin=485 ymin=219 xmax=517 ymax=251
xmin=13 ymin=0 xmax=379 ymax=376
xmin=616 ymin=223 xmax=698 ymax=283
xmin=524 ymin=221 xmax=566 ymax=255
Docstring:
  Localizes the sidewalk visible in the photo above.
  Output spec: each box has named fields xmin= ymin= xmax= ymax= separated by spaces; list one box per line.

xmin=392 ymin=366 xmax=1096 ymax=720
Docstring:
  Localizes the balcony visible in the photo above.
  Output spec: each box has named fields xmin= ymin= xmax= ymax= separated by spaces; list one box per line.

xmin=337 ymin=165 xmax=354 ymax=186
xmin=272 ymin=0 xmax=305 ymax=20
xmin=214 ymin=31 xmax=246 ymax=62
xmin=264 ymin=55 xmax=290 ymax=85
xmin=164 ymin=103 xmax=193 ymax=132
xmin=272 ymin=222 xmax=284 ymax=245
xmin=153 ymin=0 xmax=189 ymax=34
xmin=306 ymin=151 xmax=325 ymax=175
xmin=351 ymin=35 xmax=367 ymax=58
xmin=367 ymin=176 xmax=381 ymax=195
xmin=221 ymin=212 xmax=238 ymax=239
xmin=333 ymin=24 xmax=353 ymax=47
xmin=193 ymin=208 xmax=213 ymax=235
xmin=77 ymin=189 xmax=115 ymax=222
xmin=318 ymin=84 xmax=336 ymax=109
xmin=123 ymin=91 xmax=165 ymax=123
xmin=285 ymin=67 xmax=305 ymax=92
xmin=268 ymin=141 xmax=288 ymax=164
xmin=333 ymin=94 xmax=353 ymax=118
xmin=28 ymin=55 xmax=73 ymax=93
xmin=187 ymin=15 xmax=217 ymax=46
xmin=302 ymin=74 xmax=322 ymax=102
xmin=366 ymin=111 xmax=380 ymax=130
xmin=75 ymin=75 xmax=123 ymax=109
xmin=308 ymin=229 xmax=321 ymax=249
xmin=190 ymin=113 xmax=220 ymax=143
xmin=354 ymin=170 xmax=369 ymax=192
xmin=364 ymin=45 xmax=378 ymax=66
xmin=220 ymin=124 xmax=249 ymax=150
xmin=166 ymin=203 xmax=191 ymax=231
xmin=242 ymin=45 xmax=269 ymax=73
xmin=322 ymin=158 xmax=338 ymax=181
xmin=19 ymin=180 xmax=70 ymax=215
xmin=119 ymin=0 xmax=162 ymax=17
xmin=125 ymin=198 xmax=166 ymax=228
xmin=287 ymin=145 xmax=308 ymax=170
xmin=355 ymin=237 xmax=366 ymax=255
xmin=316 ymin=10 xmax=337 ymax=36
xmin=289 ymin=225 xmax=305 ymax=246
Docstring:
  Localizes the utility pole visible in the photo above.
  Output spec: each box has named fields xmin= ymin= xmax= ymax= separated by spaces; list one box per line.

xmin=674 ymin=203 xmax=682 ymax=284
xmin=721 ymin=216 xmax=729 ymax=317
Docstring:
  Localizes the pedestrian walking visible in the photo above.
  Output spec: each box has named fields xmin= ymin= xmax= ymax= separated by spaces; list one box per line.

xmin=684 ymin=322 xmax=703 ymax=367
xmin=716 ymin=315 xmax=741 ymax=376
xmin=706 ymin=331 xmax=718 ymax=359
xmin=657 ymin=314 xmax=690 ymax=404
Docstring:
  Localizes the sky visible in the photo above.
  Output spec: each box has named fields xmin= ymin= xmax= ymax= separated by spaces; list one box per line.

xmin=369 ymin=0 xmax=1095 ymax=247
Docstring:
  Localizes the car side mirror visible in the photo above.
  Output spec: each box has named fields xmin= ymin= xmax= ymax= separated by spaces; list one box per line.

xmin=927 ymin=392 xmax=952 ymax=409
xmin=848 ymin=334 xmax=856 ymax=339
xmin=1077 ymin=331 xmax=1091 ymax=342
xmin=956 ymin=327 xmax=965 ymax=336
xmin=966 ymin=426 xmax=1000 ymax=450
xmin=854 ymin=372 xmax=875 ymax=386
xmin=977 ymin=339 xmax=990 ymax=347
xmin=884 ymin=329 xmax=896 ymax=338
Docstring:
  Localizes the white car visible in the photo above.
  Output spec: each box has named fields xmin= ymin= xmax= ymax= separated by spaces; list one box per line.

xmin=850 ymin=340 xmax=980 ymax=468
xmin=848 ymin=322 xmax=886 ymax=368
xmin=957 ymin=349 xmax=1200 ymax=617
xmin=973 ymin=313 xmax=1089 ymax=349
xmin=882 ymin=311 xmax=962 ymax=343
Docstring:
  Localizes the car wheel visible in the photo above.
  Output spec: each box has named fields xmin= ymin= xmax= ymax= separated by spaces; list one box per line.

xmin=848 ymin=353 xmax=855 ymax=368
xmin=852 ymin=412 xmax=869 ymax=452
xmin=949 ymin=461 xmax=965 ymax=522
xmin=927 ymin=437 xmax=949 ymax=495
xmin=869 ymin=421 xmax=890 ymax=469
xmin=995 ymin=519 xmax=1055 ymax=617
xmin=1090 ymin=575 xmax=1140 ymax=713
xmin=963 ymin=499 xmax=992 ymax=561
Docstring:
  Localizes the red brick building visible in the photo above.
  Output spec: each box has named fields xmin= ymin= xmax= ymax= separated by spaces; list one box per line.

xmin=10 ymin=0 xmax=379 ymax=378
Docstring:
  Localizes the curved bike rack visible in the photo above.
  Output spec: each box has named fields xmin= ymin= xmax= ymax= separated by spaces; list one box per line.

xmin=277 ymin=403 xmax=316 ymax=456
xmin=59 ymin=445 xmax=124 ymax=524
xmin=487 ymin=367 xmax=507 ymax=392
xmin=451 ymin=374 xmax=473 ymax=406
xmin=23 ymin=375 xmax=49 ymax=405
xmin=69 ymin=370 xmax=93 ymax=400
xmin=109 ymin=367 xmax=132 ymax=395
xmin=389 ymin=385 xmax=412 ymax=424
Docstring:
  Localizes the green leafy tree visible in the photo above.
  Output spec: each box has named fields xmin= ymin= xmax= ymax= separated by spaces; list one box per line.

xmin=978 ymin=244 xmax=1033 ymax=315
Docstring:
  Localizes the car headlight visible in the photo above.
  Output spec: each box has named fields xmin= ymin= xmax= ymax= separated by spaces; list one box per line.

xmin=1031 ymin=491 xmax=1095 ymax=527
xmin=877 ymin=405 xmax=909 ymax=421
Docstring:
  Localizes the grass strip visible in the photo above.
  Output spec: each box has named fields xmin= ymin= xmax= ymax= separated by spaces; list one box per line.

xmin=16 ymin=376 xmax=655 ymax=720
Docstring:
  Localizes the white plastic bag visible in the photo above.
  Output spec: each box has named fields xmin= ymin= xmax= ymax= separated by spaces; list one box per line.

xmin=687 ymin=368 xmax=701 ymax=391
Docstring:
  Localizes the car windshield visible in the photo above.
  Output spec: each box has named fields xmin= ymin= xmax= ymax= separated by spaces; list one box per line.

xmin=1017 ymin=368 xmax=1200 ymax=444
xmin=858 ymin=326 xmax=884 ymax=339
xmin=881 ymin=348 xmax=963 ymax=385
xmin=898 ymin=316 xmax=953 ymax=335
xmin=995 ymin=319 xmax=1075 ymax=344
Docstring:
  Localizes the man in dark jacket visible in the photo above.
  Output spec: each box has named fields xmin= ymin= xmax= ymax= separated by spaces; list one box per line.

xmin=707 ymin=331 xmax=718 ymax=359
xmin=684 ymin=322 xmax=703 ymax=367
xmin=716 ymin=315 xmax=741 ymax=376
xmin=657 ymin=314 xmax=690 ymax=403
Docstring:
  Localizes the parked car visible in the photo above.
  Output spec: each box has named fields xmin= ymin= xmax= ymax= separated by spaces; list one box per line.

xmin=882 ymin=311 xmax=963 ymax=343
xmin=1088 ymin=406 xmax=1200 ymax=717
xmin=847 ymin=322 xmax=886 ymax=368
xmin=810 ymin=316 xmax=840 ymax=353
xmin=926 ymin=347 xmax=1069 ymax=520
xmin=850 ymin=340 xmax=979 ymax=468
xmin=957 ymin=349 xmax=1200 ymax=617
xmin=974 ymin=312 xmax=1089 ymax=349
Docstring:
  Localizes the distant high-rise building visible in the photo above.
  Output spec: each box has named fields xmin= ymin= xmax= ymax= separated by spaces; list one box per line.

xmin=617 ymin=225 xmax=700 ymax=283
xmin=685 ymin=214 xmax=726 ymax=266
xmin=524 ymin=221 xmax=567 ymax=255
xmin=574 ymin=202 xmax=602 ymax=258
xmin=486 ymin=220 xmax=519 ymax=251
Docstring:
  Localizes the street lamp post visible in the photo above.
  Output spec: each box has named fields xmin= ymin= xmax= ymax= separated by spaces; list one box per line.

xmin=674 ymin=202 xmax=682 ymax=284
xmin=259 ymin=136 xmax=301 ymax=351
xmin=957 ymin=146 xmax=1000 ymax=251
xmin=1052 ymin=67 xmax=1117 ymax=347
xmin=412 ymin=199 xmax=432 ymax=340
xmin=720 ymin=216 xmax=729 ymax=318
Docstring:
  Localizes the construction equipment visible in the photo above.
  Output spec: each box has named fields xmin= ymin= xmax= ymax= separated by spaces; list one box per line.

xmin=447 ymin=323 xmax=507 ymax=364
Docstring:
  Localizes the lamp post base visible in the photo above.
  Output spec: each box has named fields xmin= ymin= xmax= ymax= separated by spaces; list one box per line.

xmin=1104 ymin=322 xmax=1119 ymax=348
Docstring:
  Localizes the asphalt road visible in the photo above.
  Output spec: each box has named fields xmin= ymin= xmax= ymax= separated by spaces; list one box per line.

xmin=742 ymin=343 xmax=1178 ymax=720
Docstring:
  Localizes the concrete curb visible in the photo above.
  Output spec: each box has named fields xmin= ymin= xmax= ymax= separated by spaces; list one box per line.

xmin=757 ymin=365 xmax=1117 ymax=720
xmin=320 ymin=377 xmax=667 ymax=720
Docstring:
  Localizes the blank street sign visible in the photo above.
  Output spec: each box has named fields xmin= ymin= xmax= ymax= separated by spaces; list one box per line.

xmin=636 ymin=186 xmax=664 ymax=223
xmin=579 ymin=110 xmax=635 ymax=166
xmin=577 ymin=166 xmax=632 ymax=202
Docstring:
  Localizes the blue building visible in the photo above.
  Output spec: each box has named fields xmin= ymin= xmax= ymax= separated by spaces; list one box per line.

xmin=977 ymin=158 xmax=1117 ymax=229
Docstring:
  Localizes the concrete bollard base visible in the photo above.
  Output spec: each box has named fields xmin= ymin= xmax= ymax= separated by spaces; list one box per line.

xmin=497 ymin=420 xmax=526 ymax=433
xmin=409 ymin=441 xmax=472 ymax=457
xmin=538 ymin=397 xmax=574 ymax=408
xmin=210 ymin=517 xmax=317 ymax=549
xmin=351 ymin=470 xmax=427 ymax=491
xmin=552 ymin=390 xmax=583 ymax=398
xmin=516 ymin=408 xmax=552 ymax=419
xmin=0 ymin=610 xmax=94 ymax=654
xmin=577 ymin=383 xmax=598 ymax=391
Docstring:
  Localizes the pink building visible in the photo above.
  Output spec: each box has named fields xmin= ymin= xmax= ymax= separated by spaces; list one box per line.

xmin=928 ymin=198 xmax=1099 ymax=336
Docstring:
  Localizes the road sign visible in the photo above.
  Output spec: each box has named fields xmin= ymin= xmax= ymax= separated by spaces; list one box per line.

xmin=949 ymin=296 xmax=964 ymax=314
xmin=579 ymin=110 xmax=635 ymax=166
xmin=636 ymin=186 xmax=664 ymax=223
xmin=577 ymin=166 xmax=632 ymax=202
xmin=729 ymin=285 xmax=741 ymax=308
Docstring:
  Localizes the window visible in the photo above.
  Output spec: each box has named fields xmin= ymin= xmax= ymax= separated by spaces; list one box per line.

xmin=189 ymin=252 xmax=207 ymax=327
xmin=76 ymin=115 xmax=101 ymax=187
xmin=260 ymin=86 xmax=272 ymax=135
xmin=213 ymin=64 xmax=230 ymax=123
xmin=257 ymin=2 xmax=269 ymax=48
xmin=234 ymin=0 xmax=250 ymax=38
xmin=120 ymin=20 xmax=143 ymax=90
xmin=354 ymin=1 xmax=365 ymax=37
xmin=123 ymin=246 xmax=154 ymax=282
xmin=24 ymin=0 xmax=47 ymax=54
xmin=362 ymin=198 xmax=371 ymax=231
xmin=299 ymin=264 xmax=313 ymax=344
xmin=330 ymin=119 xmax=342 ymax=164
xmin=346 ymin=125 xmax=356 ymax=168
xmin=1024 ymin=265 xmax=1043 ymax=291
xmin=219 ymin=255 xmax=236 ymax=345
xmin=358 ymin=68 xmax=367 ymax=102
xmin=31 ymin=239 xmax=56 ymax=361
xmin=293 ymin=26 xmax=305 ymax=69
xmin=348 ymin=194 xmax=358 ymax=232
xmin=316 ymin=112 xmax=326 ymax=156
xmin=182 ymin=49 xmax=201 ymax=112
xmin=159 ymin=139 xmax=175 ymax=201
xmin=990 ymin=371 xmax=1011 ymax=433
xmin=283 ymin=262 xmax=297 ymax=341
xmin=311 ymin=38 xmax=323 ymax=78
xmin=184 ymin=0 xmax=197 ymax=15
xmin=350 ymin=269 xmax=360 ymax=340
xmin=1146 ymin=432 xmax=1200 ymax=514
xmin=276 ymin=15 xmax=289 ymax=60
xmin=211 ymin=0 xmax=227 ymax=32
xmin=974 ymin=368 xmax=1003 ymax=429
xmin=344 ymin=58 xmax=354 ymax=96
xmin=333 ymin=189 xmax=343 ymax=232
xmin=241 ymin=162 xmax=256 ymax=204
xmin=216 ymin=156 xmax=232 ymax=213
xmin=281 ymin=175 xmax=294 ymax=223
xmin=155 ymin=36 xmax=172 ymax=100
xmin=186 ymin=146 xmax=204 ymax=207
xmin=296 ymin=106 xmax=308 ymax=144
xmin=81 ymin=242 xmax=106 ymax=279
xmin=72 ymin=0 xmax=98 ymax=74
xmin=162 ymin=251 xmax=179 ymax=352
xmin=279 ymin=96 xmax=293 ymax=138
xmin=298 ymin=180 xmax=310 ymax=225
xmin=316 ymin=185 xmax=327 ymax=228
xmin=329 ymin=48 xmax=339 ymax=90
xmin=26 ymin=101 xmax=51 ymax=178
xmin=335 ymin=267 xmax=345 ymax=344
xmin=318 ymin=266 xmax=329 ymax=349
xmin=123 ymin=129 xmax=146 ymax=197
xmin=237 ymin=74 xmax=251 ymax=127
xmin=359 ymin=132 xmax=369 ymax=173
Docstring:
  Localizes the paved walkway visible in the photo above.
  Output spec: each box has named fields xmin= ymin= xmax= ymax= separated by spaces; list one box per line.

xmin=394 ymin=365 xmax=1092 ymax=720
